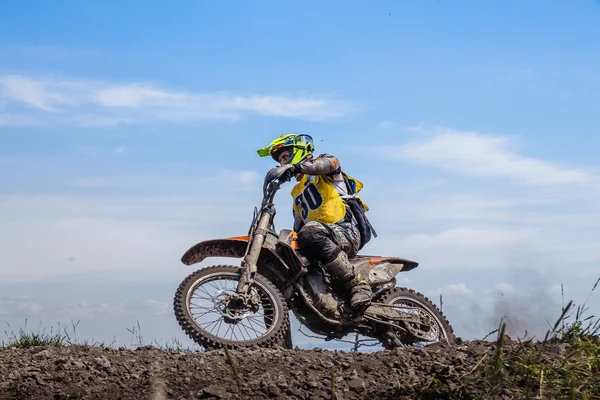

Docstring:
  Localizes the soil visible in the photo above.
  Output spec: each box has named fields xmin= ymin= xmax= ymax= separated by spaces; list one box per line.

xmin=0 ymin=338 xmax=560 ymax=399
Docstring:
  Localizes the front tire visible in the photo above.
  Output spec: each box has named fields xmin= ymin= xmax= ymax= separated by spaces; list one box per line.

xmin=173 ymin=265 xmax=290 ymax=349
xmin=378 ymin=287 xmax=455 ymax=349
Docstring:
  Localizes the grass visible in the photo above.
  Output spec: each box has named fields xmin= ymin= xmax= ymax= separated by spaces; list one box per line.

xmin=1 ymin=318 xmax=199 ymax=352
xmin=391 ymin=278 xmax=600 ymax=399
xmin=2 ymin=320 xmax=68 ymax=349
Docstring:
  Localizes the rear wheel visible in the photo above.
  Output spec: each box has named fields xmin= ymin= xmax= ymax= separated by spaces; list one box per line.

xmin=173 ymin=265 xmax=289 ymax=349
xmin=377 ymin=287 xmax=455 ymax=349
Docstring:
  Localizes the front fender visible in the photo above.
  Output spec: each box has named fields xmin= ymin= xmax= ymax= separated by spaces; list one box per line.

xmin=181 ymin=235 xmax=291 ymax=287
xmin=181 ymin=236 xmax=251 ymax=266
xmin=181 ymin=234 xmax=288 ymax=268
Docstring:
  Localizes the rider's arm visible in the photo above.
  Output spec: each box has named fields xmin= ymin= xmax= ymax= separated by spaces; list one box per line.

xmin=295 ymin=154 xmax=341 ymax=176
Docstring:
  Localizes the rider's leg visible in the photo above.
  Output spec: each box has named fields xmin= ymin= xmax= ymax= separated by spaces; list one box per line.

xmin=297 ymin=221 xmax=372 ymax=310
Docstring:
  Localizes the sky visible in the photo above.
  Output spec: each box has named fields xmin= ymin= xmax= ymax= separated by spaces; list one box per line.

xmin=1 ymin=0 xmax=600 ymax=350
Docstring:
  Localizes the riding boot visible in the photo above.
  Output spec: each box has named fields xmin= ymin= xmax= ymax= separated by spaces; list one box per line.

xmin=344 ymin=275 xmax=372 ymax=310
xmin=322 ymin=252 xmax=372 ymax=310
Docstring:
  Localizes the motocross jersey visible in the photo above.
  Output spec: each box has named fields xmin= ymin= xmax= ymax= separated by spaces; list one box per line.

xmin=291 ymin=154 xmax=367 ymax=226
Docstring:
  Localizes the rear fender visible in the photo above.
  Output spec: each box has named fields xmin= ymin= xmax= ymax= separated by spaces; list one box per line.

xmin=350 ymin=255 xmax=419 ymax=285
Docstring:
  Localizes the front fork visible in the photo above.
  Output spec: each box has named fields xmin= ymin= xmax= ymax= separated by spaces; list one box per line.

xmin=236 ymin=205 xmax=275 ymax=295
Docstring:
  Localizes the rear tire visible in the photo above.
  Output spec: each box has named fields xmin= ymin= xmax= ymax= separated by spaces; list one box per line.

xmin=173 ymin=265 xmax=290 ymax=349
xmin=378 ymin=287 xmax=455 ymax=349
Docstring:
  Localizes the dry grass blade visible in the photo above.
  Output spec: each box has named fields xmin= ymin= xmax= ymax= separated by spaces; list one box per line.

xmin=545 ymin=300 xmax=573 ymax=342
xmin=493 ymin=322 xmax=506 ymax=371
xmin=223 ymin=345 xmax=242 ymax=393
xmin=460 ymin=354 xmax=488 ymax=379
xmin=330 ymin=369 xmax=336 ymax=399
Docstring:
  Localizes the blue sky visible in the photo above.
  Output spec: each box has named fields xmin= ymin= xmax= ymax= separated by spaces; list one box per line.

xmin=1 ymin=0 xmax=600 ymax=349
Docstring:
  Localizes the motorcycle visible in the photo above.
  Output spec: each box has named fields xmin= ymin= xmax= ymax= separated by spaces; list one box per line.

xmin=173 ymin=165 xmax=455 ymax=350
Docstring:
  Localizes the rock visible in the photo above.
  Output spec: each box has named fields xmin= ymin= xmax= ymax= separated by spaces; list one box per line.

xmin=265 ymin=384 xmax=282 ymax=397
xmin=333 ymin=392 xmax=345 ymax=400
xmin=346 ymin=377 xmax=365 ymax=392
xmin=470 ymin=345 xmax=488 ymax=356
xmin=340 ymin=361 xmax=352 ymax=369
xmin=201 ymin=385 xmax=229 ymax=398
xmin=34 ymin=374 xmax=46 ymax=386
xmin=310 ymin=389 xmax=330 ymax=399
xmin=34 ymin=349 xmax=52 ymax=359
xmin=549 ymin=343 xmax=568 ymax=355
xmin=94 ymin=356 xmax=111 ymax=370
xmin=306 ymin=380 xmax=320 ymax=389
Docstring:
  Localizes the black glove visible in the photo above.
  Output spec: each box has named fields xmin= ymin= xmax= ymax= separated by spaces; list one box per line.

xmin=281 ymin=163 xmax=300 ymax=181
xmin=289 ymin=163 xmax=301 ymax=175
xmin=265 ymin=164 xmax=301 ymax=183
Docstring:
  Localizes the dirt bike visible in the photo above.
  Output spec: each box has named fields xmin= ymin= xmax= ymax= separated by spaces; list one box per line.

xmin=173 ymin=165 xmax=455 ymax=350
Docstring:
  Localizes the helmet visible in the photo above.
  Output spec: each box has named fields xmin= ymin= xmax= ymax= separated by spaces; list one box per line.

xmin=257 ymin=134 xmax=314 ymax=165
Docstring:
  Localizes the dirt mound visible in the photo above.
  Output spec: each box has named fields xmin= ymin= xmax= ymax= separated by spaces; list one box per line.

xmin=0 ymin=338 xmax=579 ymax=399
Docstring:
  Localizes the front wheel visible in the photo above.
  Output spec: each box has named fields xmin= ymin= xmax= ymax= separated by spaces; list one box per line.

xmin=378 ymin=287 xmax=455 ymax=349
xmin=173 ymin=265 xmax=290 ymax=349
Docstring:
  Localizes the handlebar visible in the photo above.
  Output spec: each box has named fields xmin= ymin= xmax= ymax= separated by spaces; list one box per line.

xmin=261 ymin=165 xmax=295 ymax=205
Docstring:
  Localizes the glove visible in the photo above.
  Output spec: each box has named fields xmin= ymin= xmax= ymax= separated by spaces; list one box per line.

xmin=265 ymin=164 xmax=299 ymax=183
xmin=281 ymin=163 xmax=300 ymax=181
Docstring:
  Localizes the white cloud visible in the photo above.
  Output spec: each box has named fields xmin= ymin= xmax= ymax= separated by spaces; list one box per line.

xmin=438 ymin=283 xmax=473 ymax=295
xmin=367 ymin=227 xmax=538 ymax=269
xmin=548 ymin=284 xmax=567 ymax=295
xmin=378 ymin=121 xmax=393 ymax=129
xmin=377 ymin=127 xmax=588 ymax=185
xmin=64 ymin=168 xmax=261 ymax=191
xmin=0 ymin=74 xmax=355 ymax=126
xmin=218 ymin=169 xmax=260 ymax=186
xmin=0 ymin=216 xmax=189 ymax=281
xmin=0 ymin=193 xmax=257 ymax=282
xmin=509 ymin=69 xmax=532 ymax=81
xmin=0 ymin=112 xmax=41 ymax=126
xmin=58 ymin=299 xmax=126 ymax=318
xmin=374 ymin=194 xmax=554 ymax=226
xmin=70 ymin=178 xmax=111 ymax=188
xmin=0 ymin=298 xmax=43 ymax=316
xmin=141 ymin=299 xmax=171 ymax=316
xmin=114 ymin=146 xmax=129 ymax=154
xmin=0 ymin=74 xmax=65 ymax=112
xmin=403 ymin=227 xmax=536 ymax=248
xmin=494 ymin=283 xmax=516 ymax=294
xmin=94 ymin=84 xmax=187 ymax=108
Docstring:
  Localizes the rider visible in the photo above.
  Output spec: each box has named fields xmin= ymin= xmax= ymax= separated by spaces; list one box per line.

xmin=257 ymin=133 xmax=373 ymax=311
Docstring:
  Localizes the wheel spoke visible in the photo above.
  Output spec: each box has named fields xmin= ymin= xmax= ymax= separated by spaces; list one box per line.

xmin=214 ymin=318 xmax=224 ymax=336
xmin=191 ymin=308 xmax=218 ymax=320
xmin=231 ymin=328 xmax=239 ymax=341
xmin=189 ymin=301 xmax=213 ymax=310
xmin=198 ymin=285 xmax=214 ymax=298
xmin=246 ymin=316 xmax=268 ymax=333
xmin=242 ymin=319 xmax=262 ymax=336
xmin=223 ymin=323 xmax=234 ymax=339
xmin=199 ymin=317 xmax=222 ymax=328
xmin=183 ymin=272 xmax=281 ymax=344
xmin=208 ymin=281 xmax=221 ymax=292
xmin=239 ymin=321 xmax=253 ymax=339
xmin=204 ymin=319 xmax=223 ymax=334
xmin=191 ymin=293 xmax=215 ymax=302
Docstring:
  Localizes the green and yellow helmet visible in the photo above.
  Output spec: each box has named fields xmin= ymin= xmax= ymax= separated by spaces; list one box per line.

xmin=257 ymin=134 xmax=314 ymax=165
